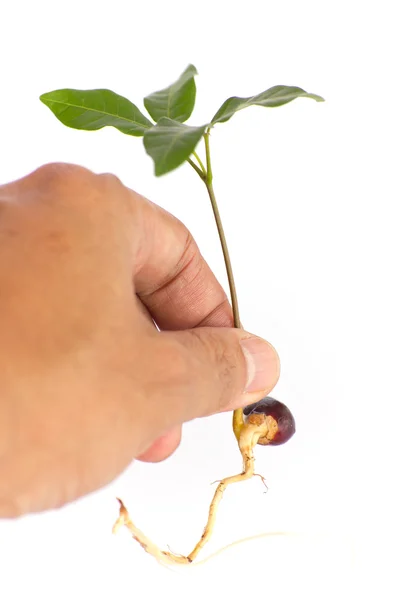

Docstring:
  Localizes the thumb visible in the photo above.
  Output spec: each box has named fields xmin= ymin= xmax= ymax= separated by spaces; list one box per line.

xmin=159 ymin=327 xmax=280 ymax=424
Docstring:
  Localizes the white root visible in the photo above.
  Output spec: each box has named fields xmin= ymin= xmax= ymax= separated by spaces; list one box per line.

xmin=112 ymin=420 xmax=269 ymax=566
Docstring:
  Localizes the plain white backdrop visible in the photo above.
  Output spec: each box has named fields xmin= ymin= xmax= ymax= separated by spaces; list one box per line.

xmin=0 ymin=0 xmax=410 ymax=598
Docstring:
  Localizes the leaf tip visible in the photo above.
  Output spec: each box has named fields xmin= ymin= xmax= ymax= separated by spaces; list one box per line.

xmin=154 ymin=164 xmax=167 ymax=177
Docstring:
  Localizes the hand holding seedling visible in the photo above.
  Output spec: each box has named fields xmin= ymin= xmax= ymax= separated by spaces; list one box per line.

xmin=0 ymin=66 xmax=322 ymax=562
xmin=0 ymin=164 xmax=279 ymax=517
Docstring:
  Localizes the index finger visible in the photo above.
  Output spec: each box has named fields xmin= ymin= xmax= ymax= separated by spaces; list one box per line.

xmin=128 ymin=190 xmax=233 ymax=331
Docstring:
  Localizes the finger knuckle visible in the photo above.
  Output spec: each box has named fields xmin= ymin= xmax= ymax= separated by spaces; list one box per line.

xmin=31 ymin=162 xmax=93 ymax=186
xmin=186 ymin=329 xmax=240 ymax=411
xmin=159 ymin=336 xmax=192 ymax=388
xmin=97 ymin=172 xmax=123 ymax=187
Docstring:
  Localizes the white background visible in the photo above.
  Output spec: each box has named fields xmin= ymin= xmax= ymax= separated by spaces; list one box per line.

xmin=0 ymin=0 xmax=410 ymax=598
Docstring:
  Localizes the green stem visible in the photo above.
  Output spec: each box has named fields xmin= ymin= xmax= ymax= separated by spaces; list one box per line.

xmin=187 ymin=134 xmax=244 ymax=438
xmin=204 ymin=130 xmax=213 ymax=185
xmin=203 ymin=132 xmax=244 ymax=438
xmin=204 ymin=179 xmax=240 ymax=329
xmin=187 ymin=158 xmax=206 ymax=180
xmin=202 ymin=131 xmax=239 ymax=327
xmin=193 ymin=151 xmax=207 ymax=176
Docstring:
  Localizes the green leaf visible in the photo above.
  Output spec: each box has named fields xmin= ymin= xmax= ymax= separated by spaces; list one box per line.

xmin=144 ymin=65 xmax=198 ymax=123
xmin=211 ymin=85 xmax=325 ymax=124
xmin=143 ymin=117 xmax=207 ymax=176
xmin=40 ymin=89 xmax=153 ymax=136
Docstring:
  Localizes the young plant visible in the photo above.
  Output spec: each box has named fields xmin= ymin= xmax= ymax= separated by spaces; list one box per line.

xmin=40 ymin=66 xmax=323 ymax=565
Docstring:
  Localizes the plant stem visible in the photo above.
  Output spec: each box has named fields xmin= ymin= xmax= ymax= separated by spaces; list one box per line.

xmin=187 ymin=158 xmax=205 ymax=180
xmin=204 ymin=180 xmax=241 ymax=329
xmin=202 ymin=132 xmax=240 ymax=329
xmin=193 ymin=150 xmax=207 ymax=175
xmin=188 ymin=134 xmax=245 ymax=437
xmin=202 ymin=131 xmax=245 ymax=437
xmin=204 ymin=130 xmax=213 ymax=185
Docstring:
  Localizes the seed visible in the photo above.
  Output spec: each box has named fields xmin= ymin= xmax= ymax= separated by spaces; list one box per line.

xmin=243 ymin=397 xmax=296 ymax=445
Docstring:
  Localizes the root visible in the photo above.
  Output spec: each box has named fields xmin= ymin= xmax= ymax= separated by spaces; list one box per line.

xmin=190 ymin=530 xmax=357 ymax=569
xmin=112 ymin=421 xmax=268 ymax=566
xmin=254 ymin=473 xmax=269 ymax=492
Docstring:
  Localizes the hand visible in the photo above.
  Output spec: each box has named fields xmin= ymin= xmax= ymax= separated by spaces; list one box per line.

xmin=0 ymin=163 xmax=280 ymax=517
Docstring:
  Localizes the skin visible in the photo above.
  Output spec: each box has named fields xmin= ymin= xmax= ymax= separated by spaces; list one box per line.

xmin=0 ymin=163 xmax=280 ymax=518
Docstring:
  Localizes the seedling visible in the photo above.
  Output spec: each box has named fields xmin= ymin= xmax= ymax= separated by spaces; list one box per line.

xmin=40 ymin=66 xmax=323 ymax=565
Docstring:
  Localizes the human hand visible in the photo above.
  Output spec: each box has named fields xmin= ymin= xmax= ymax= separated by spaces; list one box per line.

xmin=0 ymin=163 xmax=280 ymax=517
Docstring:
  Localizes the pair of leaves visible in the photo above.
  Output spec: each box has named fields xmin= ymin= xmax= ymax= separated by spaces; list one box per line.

xmin=40 ymin=65 xmax=200 ymax=175
xmin=39 ymin=64 xmax=198 ymax=137
xmin=40 ymin=66 xmax=324 ymax=176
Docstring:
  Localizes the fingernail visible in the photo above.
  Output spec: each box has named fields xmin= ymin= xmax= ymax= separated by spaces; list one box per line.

xmin=240 ymin=337 xmax=280 ymax=394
